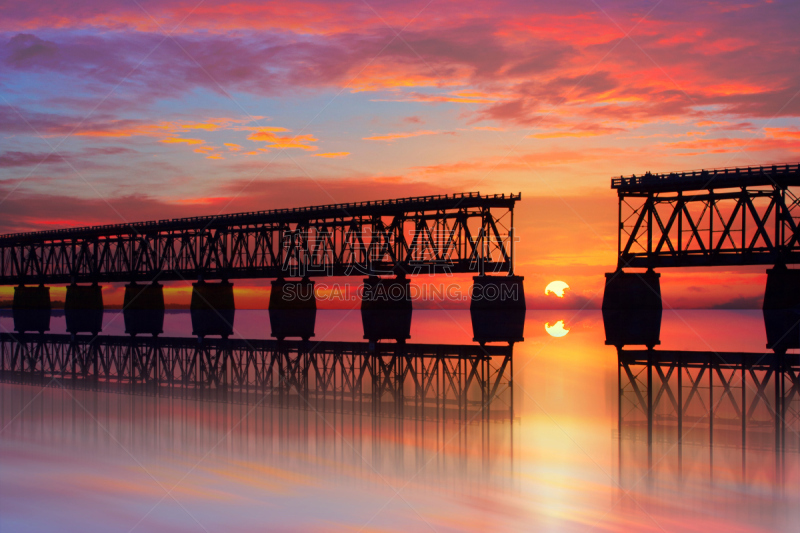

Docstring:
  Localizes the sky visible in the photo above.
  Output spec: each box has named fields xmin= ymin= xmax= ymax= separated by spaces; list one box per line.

xmin=1 ymin=0 xmax=799 ymax=308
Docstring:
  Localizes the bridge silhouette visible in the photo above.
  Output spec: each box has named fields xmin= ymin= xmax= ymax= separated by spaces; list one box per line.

xmin=1 ymin=192 xmax=525 ymax=338
xmin=604 ymin=163 xmax=800 ymax=316
xmin=0 ymin=192 xmax=519 ymax=283
xmin=0 ymin=333 xmax=513 ymax=422
xmin=0 ymin=332 xmax=515 ymax=490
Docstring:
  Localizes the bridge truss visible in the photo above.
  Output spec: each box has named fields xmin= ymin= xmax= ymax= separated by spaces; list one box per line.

xmin=0 ymin=192 xmax=519 ymax=285
xmin=612 ymin=164 xmax=800 ymax=268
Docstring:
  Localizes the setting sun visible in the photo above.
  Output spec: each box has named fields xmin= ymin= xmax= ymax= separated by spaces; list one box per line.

xmin=545 ymin=280 xmax=570 ymax=298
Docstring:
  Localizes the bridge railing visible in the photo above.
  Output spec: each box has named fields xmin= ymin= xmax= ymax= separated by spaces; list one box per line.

xmin=0 ymin=191 xmax=520 ymax=242
xmin=611 ymin=163 xmax=800 ymax=191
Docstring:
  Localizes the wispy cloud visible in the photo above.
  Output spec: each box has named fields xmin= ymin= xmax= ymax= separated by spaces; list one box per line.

xmin=363 ymin=130 xmax=444 ymax=141
xmin=311 ymin=152 xmax=350 ymax=158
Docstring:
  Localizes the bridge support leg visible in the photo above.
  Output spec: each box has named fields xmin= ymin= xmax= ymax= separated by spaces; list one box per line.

xmin=601 ymin=270 xmax=661 ymax=348
xmin=123 ymin=282 xmax=165 ymax=336
xmin=268 ymin=278 xmax=316 ymax=341
xmin=190 ymin=281 xmax=235 ymax=338
xmin=65 ymin=284 xmax=104 ymax=335
xmin=12 ymin=285 xmax=51 ymax=333
xmin=763 ymin=266 xmax=800 ymax=352
xmin=470 ymin=275 xmax=526 ymax=345
xmin=361 ymin=275 xmax=412 ymax=343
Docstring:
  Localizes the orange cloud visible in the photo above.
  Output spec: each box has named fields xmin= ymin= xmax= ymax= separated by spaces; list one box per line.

xmin=247 ymin=129 xmax=318 ymax=150
xmin=374 ymin=90 xmax=508 ymax=104
xmin=182 ymin=123 xmax=219 ymax=131
xmin=528 ymin=129 xmax=620 ymax=139
xmin=662 ymin=135 xmax=800 ymax=154
xmin=160 ymin=138 xmax=205 ymax=145
xmin=74 ymin=122 xmax=172 ymax=138
xmin=363 ymin=130 xmax=442 ymax=141
xmin=764 ymin=127 xmax=800 ymax=140
xmin=311 ymin=152 xmax=350 ymax=158
xmin=206 ymin=154 xmax=224 ymax=160
xmin=224 ymin=143 xmax=242 ymax=151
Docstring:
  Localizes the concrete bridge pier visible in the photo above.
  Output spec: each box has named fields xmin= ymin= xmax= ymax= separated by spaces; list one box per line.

xmin=469 ymin=275 xmax=526 ymax=345
xmin=12 ymin=285 xmax=51 ymax=333
xmin=763 ymin=266 xmax=800 ymax=310
xmin=601 ymin=269 xmax=662 ymax=348
xmin=123 ymin=282 xmax=165 ymax=336
xmin=190 ymin=280 xmax=235 ymax=338
xmin=762 ymin=266 xmax=800 ymax=353
xmin=269 ymin=278 xmax=316 ymax=341
xmin=65 ymin=283 xmax=104 ymax=335
xmin=361 ymin=275 xmax=412 ymax=343
xmin=601 ymin=269 xmax=662 ymax=310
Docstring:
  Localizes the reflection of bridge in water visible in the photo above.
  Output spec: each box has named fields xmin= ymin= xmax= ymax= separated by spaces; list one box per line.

xmin=607 ymin=308 xmax=800 ymax=487
xmin=0 ymin=334 xmax=513 ymax=421
xmin=618 ymin=349 xmax=800 ymax=454
xmin=0 ymin=333 xmax=515 ymax=488
xmin=617 ymin=348 xmax=800 ymax=493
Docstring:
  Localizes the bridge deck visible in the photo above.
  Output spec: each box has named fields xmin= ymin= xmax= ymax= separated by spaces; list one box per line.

xmin=611 ymin=163 xmax=800 ymax=194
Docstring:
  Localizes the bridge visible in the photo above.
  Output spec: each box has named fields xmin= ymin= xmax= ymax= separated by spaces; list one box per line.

xmin=0 ymin=192 xmax=519 ymax=283
xmin=1 ymin=192 xmax=526 ymax=337
xmin=604 ymin=163 xmax=800 ymax=312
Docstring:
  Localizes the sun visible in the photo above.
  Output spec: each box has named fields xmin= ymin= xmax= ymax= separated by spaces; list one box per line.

xmin=545 ymin=320 xmax=570 ymax=337
xmin=545 ymin=280 xmax=570 ymax=298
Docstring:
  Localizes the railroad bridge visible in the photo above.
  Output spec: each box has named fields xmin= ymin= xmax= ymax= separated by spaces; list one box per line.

xmin=2 ymin=192 xmax=525 ymax=337
xmin=603 ymin=163 xmax=800 ymax=312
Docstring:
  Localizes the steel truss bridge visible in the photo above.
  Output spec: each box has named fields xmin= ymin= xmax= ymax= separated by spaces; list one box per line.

xmin=618 ymin=349 xmax=800 ymax=452
xmin=612 ymin=163 xmax=800 ymax=268
xmin=0 ymin=192 xmax=520 ymax=285
xmin=0 ymin=333 xmax=513 ymax=421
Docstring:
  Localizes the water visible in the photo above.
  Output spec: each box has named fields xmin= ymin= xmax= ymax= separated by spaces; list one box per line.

xmin=0 ymin=310 xmax=798 ymax=532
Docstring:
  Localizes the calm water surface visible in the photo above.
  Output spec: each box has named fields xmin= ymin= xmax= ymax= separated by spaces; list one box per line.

xmin=0 ymin=310 xmax=797 ymax=532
